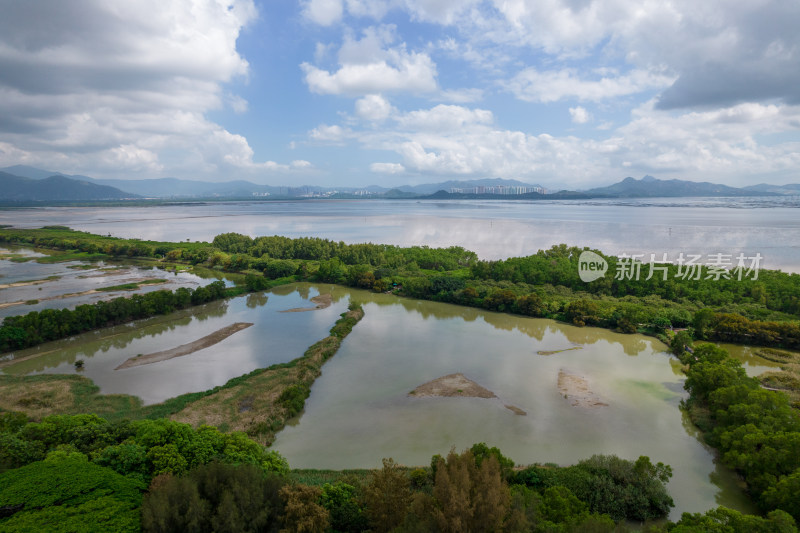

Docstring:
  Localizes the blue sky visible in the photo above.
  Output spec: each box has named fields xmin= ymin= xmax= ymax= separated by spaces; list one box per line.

xmin=0 ymin=0 xmax=799 ymax=189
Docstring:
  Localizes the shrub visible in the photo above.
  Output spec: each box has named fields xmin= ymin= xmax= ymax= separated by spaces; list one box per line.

xmin=278 ymin=385 xmax=310 ymax=418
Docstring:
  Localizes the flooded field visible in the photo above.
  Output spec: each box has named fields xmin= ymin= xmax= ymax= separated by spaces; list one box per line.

xmin=719 ymin=343 xmax=785 ymax=377
xmin=269 ymin=286 xmax=756 ymax=520
xmin=1 ymin=283 xmax=348 ymax=404
xmin=0 ymin=245 xmax=237 ymax=319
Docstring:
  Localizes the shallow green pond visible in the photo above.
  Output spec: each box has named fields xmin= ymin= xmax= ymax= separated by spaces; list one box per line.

xmin=273 ymin=286 xmax=757 ymax=520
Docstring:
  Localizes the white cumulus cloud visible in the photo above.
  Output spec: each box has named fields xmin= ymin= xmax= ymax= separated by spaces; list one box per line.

xmin=301 ymin=0 xmax=344 ymax=26
xmin=309 ymin=124 xmax=351 ymax=143
xmin=0 ymin=0 xmax=303 ymax=180
xmin=321 ymin=99 xmax=800 ymax=187
xmin=355 ymin=94 xmax=395 ymax=121
xmin=507 ymin=68 xmax=675 ymax=103
xmin=396 ymin=104 xmax=493 ymax=131
xmin=301 ymin=25 xmax=438 ymax=95
xmin=370 ymin=162 xmax=406 ymax=173
xmin=569 ymin=106 xmax=591 ymax=124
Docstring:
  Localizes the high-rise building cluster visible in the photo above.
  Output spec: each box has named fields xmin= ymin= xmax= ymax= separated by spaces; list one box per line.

xmin=448 ymin=185 xmax=545 ymax=195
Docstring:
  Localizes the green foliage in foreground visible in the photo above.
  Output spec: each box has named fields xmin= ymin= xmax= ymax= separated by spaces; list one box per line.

xmin=0 ymin=454 xmax=143 ymax=532
xmin=670 ymin=506 xmax=797 ymax=533
xmin=291 ymin=447 xmax=675 ymax=531
xmin=515 ymin=454 xmax=673 ymax=521
xmin=0 ymin=414 xmax=289 ymax=530
xmin=0 ymin=413 xmax=288 ymax=479
xmin=141 ymin=462 xmax=286 ymax=533
xmin=0 ymin=417 xmax=795 ymax=532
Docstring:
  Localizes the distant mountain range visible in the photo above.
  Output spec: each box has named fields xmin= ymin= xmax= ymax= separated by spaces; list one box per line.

xmin=1 ymin=165 xmax=798 ymax=202
xmin=1 ymin=165 xmax=288 ymax=198
xmin=583 ymin=175 xmax=787 ymax=197
xmin=742 ymin=183 xmax=800 ymax=195
xmin=582 ymin=175 xmax=800 ymax=197
xmin=0 ymin=166 xmax=547 ymax=200
xmin=0 ymin=171 xmax=137 ymax=201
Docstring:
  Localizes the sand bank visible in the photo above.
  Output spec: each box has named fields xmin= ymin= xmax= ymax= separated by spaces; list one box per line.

xmin=0 ymin=278 xmax=54 ymax=290
xmin=280 ymin=294 xmax=332 ymax=312
xmin=409 ymin=372 xmax=526 ymax=415
xmin=538 ymin=346 xmax=582 ymax=356
xmin=557 ymin=370 xmax=608 ymax=408
xmin=116 ymin=322 xmax=253 ymax=369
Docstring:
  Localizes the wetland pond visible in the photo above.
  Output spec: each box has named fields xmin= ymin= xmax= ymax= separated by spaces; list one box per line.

xmin=270 ymin=286 xmax=758 ymax=520
xmin=0 ymin=245 xmax=237 ymax=320
xmin=1 ymin=283 xmax=350 ymax=404
xmin=0 ymin=277 xmax=775 ymax=520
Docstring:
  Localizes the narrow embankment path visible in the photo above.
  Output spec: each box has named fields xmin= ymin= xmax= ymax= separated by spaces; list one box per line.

xmin=170 ymin=306 xmax=364 ymax=445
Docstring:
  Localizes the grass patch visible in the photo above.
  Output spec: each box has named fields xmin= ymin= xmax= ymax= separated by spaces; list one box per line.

xmin=0 ymin=374 xmax=143 ymax=421
xmin=754 ymin=347 xmax=797 ymax=365
xmin=754 ymin=348 xmax=800 ymax=408
xmin=97 ymin=279 xmax=168 ymax=291
xmin=34 ymin=252 xmax=108 ymax=264
xmin=760 ymin=371 xmax=800 ymax=390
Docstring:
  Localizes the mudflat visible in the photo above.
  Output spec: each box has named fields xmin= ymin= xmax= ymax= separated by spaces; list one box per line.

xmin=409 ymin=372 xmax=527 ymax=415
xmin=280 ymin=294 xmax=332 ymax=312
xmin=115 ymin=322 xmax=253 ymax=369
xmin=410 ymin=372 xmax=497 ymax=398
xmin=557 ymin=369 xmax=608 ymax=408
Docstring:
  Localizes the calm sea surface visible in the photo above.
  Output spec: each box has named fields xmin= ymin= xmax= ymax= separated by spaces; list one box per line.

xmin=2 ymin=197 xmax=799 ymax=271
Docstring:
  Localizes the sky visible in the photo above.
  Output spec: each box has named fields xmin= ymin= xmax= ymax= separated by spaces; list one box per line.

xmin=0 ymin=0 xmax=799 ymax=189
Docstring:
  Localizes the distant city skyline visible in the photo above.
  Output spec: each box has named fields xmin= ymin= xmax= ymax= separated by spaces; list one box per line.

xmin=0 ymin=1 xmax=798 ymax=189
xmin=448 ymin=186 xmax=546 ymax=195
